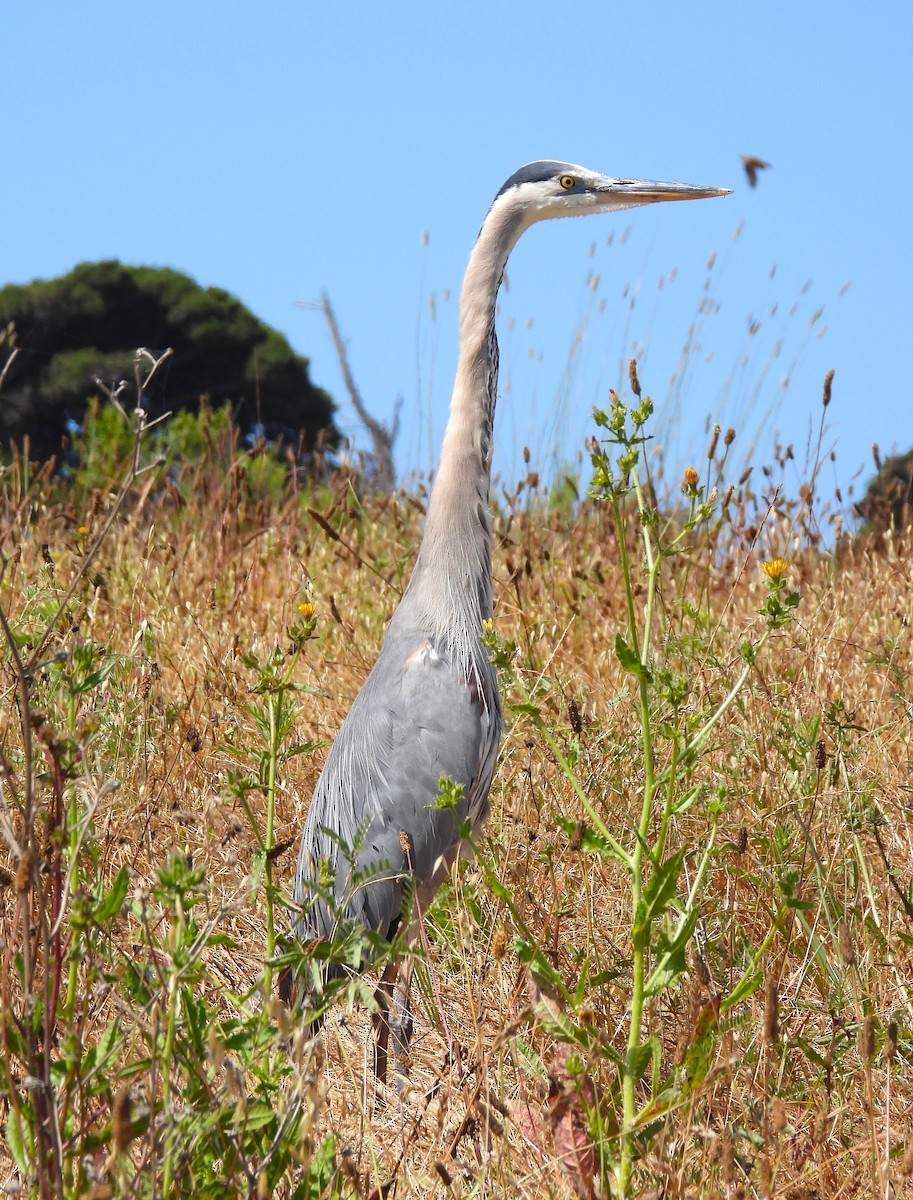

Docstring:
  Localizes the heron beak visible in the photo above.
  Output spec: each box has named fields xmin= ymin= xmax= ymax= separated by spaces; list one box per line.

xmin=595 ymin=178 xmax=732 ymax=206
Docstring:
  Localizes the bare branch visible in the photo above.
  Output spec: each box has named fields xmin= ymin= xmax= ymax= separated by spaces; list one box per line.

xmin=319 ymin=290 xmax=397 ymax=491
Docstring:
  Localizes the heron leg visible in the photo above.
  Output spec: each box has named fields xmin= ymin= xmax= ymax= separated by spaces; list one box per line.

xmin=371 ymin=958 xmax=398 ymax=1086
xmin=389 ymin=954 xmax=415 ymax=1084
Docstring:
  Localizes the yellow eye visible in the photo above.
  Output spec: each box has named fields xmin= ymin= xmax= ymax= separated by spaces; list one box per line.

xmin=559 ymin=175 xmax=576 ymax=190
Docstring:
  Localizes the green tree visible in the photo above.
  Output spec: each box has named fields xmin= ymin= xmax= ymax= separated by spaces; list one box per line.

xmin=857 ymin=449 xmax=913 ymax=532
xmin=0 ymin=260 xmax=337 ymax=458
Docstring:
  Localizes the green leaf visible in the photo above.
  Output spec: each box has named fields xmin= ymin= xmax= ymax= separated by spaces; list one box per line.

xmin=555 ymin=816 xmax=630 ymax=866
xmin=94 ymin=866 xmax=129 ymax=923
xmin=238 ymin=1099 xmax=274 ymax=1128
xmin=5 ymin=1111 xmax=30 ymax=1174
xmin=682 ymin=996 xmax=721 ymax=1089
xmin=614 ymin=634 xmax=643 ymax=676
xmin=512 ymin=938 xmax=565 ymax=993
xmin=633 ymin=850 xmax=685 ymax=950
xmin=77 ymin=658 xmax=117 ymax=693
xmin=644 ymin=909 xmax=699 ymax=998
xmin=627 ymin=1039 xmax=653 ymax=1081
xmin=723 ymin=968 xmax=762 ymax=1011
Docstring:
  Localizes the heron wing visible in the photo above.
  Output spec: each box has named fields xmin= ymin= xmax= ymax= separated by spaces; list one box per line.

xmin=293 ymin=622 xmax=501 ymax=942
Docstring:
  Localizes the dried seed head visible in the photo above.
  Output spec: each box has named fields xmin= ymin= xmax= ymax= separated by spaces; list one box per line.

xmin=763 ymin=975 xmax=779 ymax=1045
xmin=628 ymin=358 xmax=641 ymax=397
xmin=257 ymin=1170 xmax=270 ymax=1200
xmin=339 ymin=1149 xmax=359 ymax=1183
xmin=708 ymin=425 xmax=721 ymax=459
xmin=815 ymin=740 xmax=826 ymax=770
xmin=690 ymin=946 xmax=712 ymax=986
xmin=491 ymin=927 xmax=508 ymax=960
xmin=758 ymin=1152 xmax=773 ymax=1198
xmin=399 ymin=830 xmax=414 ymax=862
xmin=822 ymin=368 xmax=835 ymax=407
xmin=813 ymin=1092 xmax=829 ymax=1145
xmin=567 ymin=698 xmax=583 ymax=736
xmin=860 ymin=1015 xmax=876 ymax=1061
xmin=886 ymin=1022 xmax=898 ymax=1063
xmin=568 ymin=820 xmax=587 ymax=852
xmin=735 ymin=826 xmax=748 ymax=855
xmin=838 ymin=922 xmax=856 ymax=966
xmin=720 ymin=1126 xmax=734 ymax=1185
xmin=112 ymin=1088 xmax=133 ymax=1153
xmin=901 ymin=1138 xmax=913 ymax=1176
xmin=523 ymin=445 xmax=531 ymax=464
xmin=725 ymin=427 xmax=736 ymax=446
xmin=14 ymin=849 xmax=33 ymax=893
xmin=771 ymin=1097 xmax=787 ymax=1133
xmin=434 ymin=1161 xmax=454 ymax=1187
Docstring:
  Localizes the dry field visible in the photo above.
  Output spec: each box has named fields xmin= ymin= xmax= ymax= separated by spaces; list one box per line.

xmin=2 ymin=405 xmax=913 ymax=1199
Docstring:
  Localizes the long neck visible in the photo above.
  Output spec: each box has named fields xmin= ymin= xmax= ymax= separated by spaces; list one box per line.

xmin=408 ymin=199 xmax=526 ymax=642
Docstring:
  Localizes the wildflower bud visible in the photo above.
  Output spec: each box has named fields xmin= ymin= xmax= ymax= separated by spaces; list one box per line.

xmin=822 ymin=368 xmax=834 ymax=407
xmin=885 ymin=1021 xmax=898 ymax=1063
xmin=837 ymin=922 xmax=856 ymax=966
xmin=14 ymin=849 xmax=33 ymax=893
xmin=628 ymin=358 xmax=641 ymax=397
xmin=684 ymin=466 xmax=699 ymax=489
xmin=815 ymin=740 xmax=826 ymax=770
xmin=112 ymin=1088 xmax=133 ymax=1154
xmin=763 ymin=974 xmax=779 ymax=1045
xmin=859 ymin=1015 xmax=875 ymax=1061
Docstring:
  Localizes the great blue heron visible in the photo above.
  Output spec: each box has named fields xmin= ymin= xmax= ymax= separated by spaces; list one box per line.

xmin=290 ymin=160 xmax=729 ymax=1084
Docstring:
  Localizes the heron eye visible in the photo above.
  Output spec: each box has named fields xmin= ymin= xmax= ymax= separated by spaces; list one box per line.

xmin=559 ymin=175 xmax=576 ymax=190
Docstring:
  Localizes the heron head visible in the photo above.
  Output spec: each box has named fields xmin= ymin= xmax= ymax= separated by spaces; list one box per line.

xmin=495 ymin=160 xmax=731 ymax=224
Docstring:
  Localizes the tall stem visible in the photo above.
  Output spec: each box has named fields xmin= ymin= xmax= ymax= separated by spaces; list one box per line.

xmin=263 ymin=695 xmax=279 ymax=996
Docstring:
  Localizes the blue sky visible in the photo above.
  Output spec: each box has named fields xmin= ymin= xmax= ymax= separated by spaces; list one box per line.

xmin=4 ymin=3 xmax=911 ymax=514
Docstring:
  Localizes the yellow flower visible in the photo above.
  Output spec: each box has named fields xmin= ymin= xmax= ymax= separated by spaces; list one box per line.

xmin=683 ymin=466 xmax=699 ymax=488
xmin=761 ymin=559 xmax=788 ymax=580
xmin=78 ymin=525 xmax=88 ymax=536
xmin=297 ymin=601 xmax=315 ymax=617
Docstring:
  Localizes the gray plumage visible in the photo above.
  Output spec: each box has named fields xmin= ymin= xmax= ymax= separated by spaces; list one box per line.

xmin=289 ymin=160 xmax=729 ymax=1082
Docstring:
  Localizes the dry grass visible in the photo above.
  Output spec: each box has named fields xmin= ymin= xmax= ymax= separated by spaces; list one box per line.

xmin=2 ymin=419 xmax=913 ymax=1198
